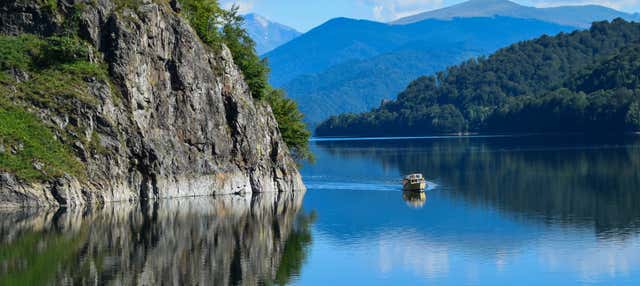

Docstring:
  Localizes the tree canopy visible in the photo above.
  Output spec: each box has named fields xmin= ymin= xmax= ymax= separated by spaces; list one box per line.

xmin=316 ymin=19 xmax=640 ymax=137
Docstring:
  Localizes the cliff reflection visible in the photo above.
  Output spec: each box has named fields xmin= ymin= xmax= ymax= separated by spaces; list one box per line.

xmin=316 ymin=135 xmax=640 ymax=235
xmin=0 ymin=192 xmax=312 ymax=286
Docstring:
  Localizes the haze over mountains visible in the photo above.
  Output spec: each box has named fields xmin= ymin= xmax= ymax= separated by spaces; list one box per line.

xmin=393 ymin=0 xmax=640 ymax=27
xmin=274 ymin=17 xmax=573 ymax=124
xmin=243 ymin=13 xmax=301 ymax=55
xmin=256 ymin=0 xmax=640 ymax=125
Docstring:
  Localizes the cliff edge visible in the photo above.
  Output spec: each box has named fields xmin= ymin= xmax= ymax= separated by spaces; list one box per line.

xmin=0 ymin=0 xmax=305 ymax=208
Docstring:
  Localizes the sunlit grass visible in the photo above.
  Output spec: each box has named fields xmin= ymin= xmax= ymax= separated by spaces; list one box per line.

xmin=0 ymin=34 xmax=112 ymax=181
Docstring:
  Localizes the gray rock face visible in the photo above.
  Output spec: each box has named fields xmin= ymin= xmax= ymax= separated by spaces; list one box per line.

xmin=0 ymin=0 xmax=305 ymax=208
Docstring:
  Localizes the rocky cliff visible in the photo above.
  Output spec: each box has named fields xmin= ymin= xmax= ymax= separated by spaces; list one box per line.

xmin=0 ymin=0 xmax=305 ymax=208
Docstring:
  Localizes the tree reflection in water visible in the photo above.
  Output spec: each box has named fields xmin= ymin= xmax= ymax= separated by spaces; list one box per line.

xmin=317 ymin=135 xmax=640 ymax=236
xmin=0 ymin=191 xmax=314 ymax=286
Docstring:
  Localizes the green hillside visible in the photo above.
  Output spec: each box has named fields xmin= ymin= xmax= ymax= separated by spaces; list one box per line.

xmin=316 ymin=19 xmax=640 ymax=136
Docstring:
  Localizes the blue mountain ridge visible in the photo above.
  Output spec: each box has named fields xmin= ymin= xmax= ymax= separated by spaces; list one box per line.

xmin=265 ymin=16 xmax=576 ymax=125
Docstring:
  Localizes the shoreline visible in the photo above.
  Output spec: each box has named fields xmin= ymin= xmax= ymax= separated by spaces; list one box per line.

xmin=311 ymin=132 xmax=640 ymax=142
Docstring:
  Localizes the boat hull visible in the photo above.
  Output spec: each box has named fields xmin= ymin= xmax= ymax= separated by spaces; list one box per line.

xmin=403 ymin=181 xmax=426 ymax=192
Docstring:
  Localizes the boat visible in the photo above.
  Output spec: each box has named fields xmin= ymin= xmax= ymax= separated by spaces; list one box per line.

xmin=402 ymin=173 xmax=426 ymax=192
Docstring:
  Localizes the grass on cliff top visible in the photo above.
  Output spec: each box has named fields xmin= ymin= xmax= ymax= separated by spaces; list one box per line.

xmin=0 ymin=34 xmax=107 ymax=181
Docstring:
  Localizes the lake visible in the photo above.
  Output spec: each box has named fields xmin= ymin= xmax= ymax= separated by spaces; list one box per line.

xmin=1 ymin=134 xmax=640 ymax=285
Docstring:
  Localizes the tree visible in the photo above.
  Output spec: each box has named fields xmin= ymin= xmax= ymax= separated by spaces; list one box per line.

xmin=266 ymin=89 xmax=313 ymax=162
xmin=316 ymin=19 xmax=640 ymax=137
xmin=628 ymin=101 xmax=640 ymax=130
xmin=179 ymin=0 xmax=312 ymax=160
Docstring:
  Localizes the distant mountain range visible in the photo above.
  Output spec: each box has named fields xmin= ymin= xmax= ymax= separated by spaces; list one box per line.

xmin=243 ymin=13 xmax=301 ymax=55
xmin=266 ymin=16 xmax=574 ymax=124
xmin=392 ymin=0 xmax=640 ymax=27
xmin=262 ymin=0 xmax=640 ymax=125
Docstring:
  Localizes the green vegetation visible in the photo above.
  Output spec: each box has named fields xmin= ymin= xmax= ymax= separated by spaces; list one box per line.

xmin=179 ymin=0 xmax=269 ymax=99
xmin=0 ymin=0 xmax=311 ymax=184
xmin=271 ymin=211 xmax=316 ymax=286
xmin=266 ymin=89 xmax=312 ymax=160
xmin=178 ymin=0 xmax=311 ymax=160
xmin=0 ymin=229 xmax=87 ymax=286
xmin=0 ymin=34 xmax=109 ymax=181
xmin=275 ymin=17 xmax=574 ymax=125
xmin=0 ymin=102 xmax=85 ymax=181
xmin=316 ymin=19 xmax=640 ymax=137
xmin=219 ymin=7 xmax=270 ymax=100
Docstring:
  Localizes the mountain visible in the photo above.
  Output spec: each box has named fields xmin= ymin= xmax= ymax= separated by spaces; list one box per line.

xmin=392 ymin=0 xmax=640 ymax=27
xmin=267 ymin=16 xmax=575 ymax=124
xmin=0 ymin=1 xmax=304 ymax=207
xmin=265 ymin=18 xmax=400 ymax=86
xmin=244 ymin=13 xmax=301 ymax=55
xmin=316 ymin=19 xmax=640 ymax=137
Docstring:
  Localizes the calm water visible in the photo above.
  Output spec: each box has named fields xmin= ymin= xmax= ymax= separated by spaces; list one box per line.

xmin=2 ymin=135 xmax=640 ymax=285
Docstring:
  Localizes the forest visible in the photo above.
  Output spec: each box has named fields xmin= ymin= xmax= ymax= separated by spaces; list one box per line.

xmin=315 ymin=19 xmax=640 ymax=137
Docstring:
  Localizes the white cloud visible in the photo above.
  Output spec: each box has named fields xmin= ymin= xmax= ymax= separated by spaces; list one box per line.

xmin=221 ymin=0 xmax=255 ymax=14
xmin=360 ymin=0 xmax=445 ymax=21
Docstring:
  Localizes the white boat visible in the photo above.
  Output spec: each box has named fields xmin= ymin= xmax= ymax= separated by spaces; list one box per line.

xmin=402 ymin=173 xmax=426 ymax=192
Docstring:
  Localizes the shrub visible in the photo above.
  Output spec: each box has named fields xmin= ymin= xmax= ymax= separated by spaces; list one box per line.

xmin=40 ymin=36 xmax=91 ymax=66
xmin=178 ymin=0 xmax=312 ymax=161
xmin=266 ymin=89 xmax=313 ymax=161
xmin=0 ymin=101 xmax=85 ymax=181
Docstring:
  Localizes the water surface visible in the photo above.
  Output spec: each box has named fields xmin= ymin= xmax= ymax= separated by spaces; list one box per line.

xmin=297 ymin=134 xmax=640 ymax=285
xmin=1 ymin=134 xmax=640 ymax=285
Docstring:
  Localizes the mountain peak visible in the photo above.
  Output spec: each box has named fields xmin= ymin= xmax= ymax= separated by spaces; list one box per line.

xmin=245 ymin=13 xmax=270 ymax=28
xmin=464 ymin=0 xmax=517 ymax=4
xmin=243 ymin=14 xmax=301 ymax=55
xmin=391 ymin=0 xmax=638 ymax=27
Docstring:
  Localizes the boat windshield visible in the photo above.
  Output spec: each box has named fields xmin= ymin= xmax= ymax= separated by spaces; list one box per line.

xmin=405 ymin=174 xmax=423 ymax=180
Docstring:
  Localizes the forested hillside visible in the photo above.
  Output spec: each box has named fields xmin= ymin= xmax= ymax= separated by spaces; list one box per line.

xmin=316 ymin=19 xmax=640 ymax=136
xmin=266 ymin=16 xmax=574 ymax=124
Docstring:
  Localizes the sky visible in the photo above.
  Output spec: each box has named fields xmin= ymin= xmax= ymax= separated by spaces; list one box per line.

xmin=219 ymin=0 xmax=640 ymax=31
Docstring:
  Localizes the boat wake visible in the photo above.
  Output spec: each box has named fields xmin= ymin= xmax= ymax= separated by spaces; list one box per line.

xmin=304 ymin=180 xmax=438 ymax=192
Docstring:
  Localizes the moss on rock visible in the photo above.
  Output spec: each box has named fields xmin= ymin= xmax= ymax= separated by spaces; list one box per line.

xmin=0 ymin=101 xmax=85 ymax=181
xmin=0 ymin=34 xmax=113 ymax=182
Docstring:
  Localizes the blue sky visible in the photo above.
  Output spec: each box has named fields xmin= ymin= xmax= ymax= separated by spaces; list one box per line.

xmin=220 ymin=0 xmax=640 ymax=31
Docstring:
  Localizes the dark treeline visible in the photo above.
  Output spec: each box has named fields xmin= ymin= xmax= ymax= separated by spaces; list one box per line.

xmin=316 ymin=19 xmax=640 ymax=137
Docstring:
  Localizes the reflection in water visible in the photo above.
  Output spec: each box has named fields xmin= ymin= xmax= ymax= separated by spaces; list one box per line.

xmin=3 ymin=135 xmax=640 ymax=285
xmin=0 ymin=192 xmax=312 ymax=286
xmin=296 ymin=135 xmax=640 ymax=285
xmin=316 ymin=135 xmax=640 ymax=236
xmin=402 ymin=191 xmax=427 ymax=209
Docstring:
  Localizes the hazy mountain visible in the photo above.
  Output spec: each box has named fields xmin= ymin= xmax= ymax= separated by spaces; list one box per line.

xmin=268 ymin=17 xmax=574 ymax=124
xmin=265 ymin=18 xmax=400 ymax=86
xmin=392 ymin=0 xmax=640 ymax=27
xmin=243 ymin=13 xmax=301 ymax=55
